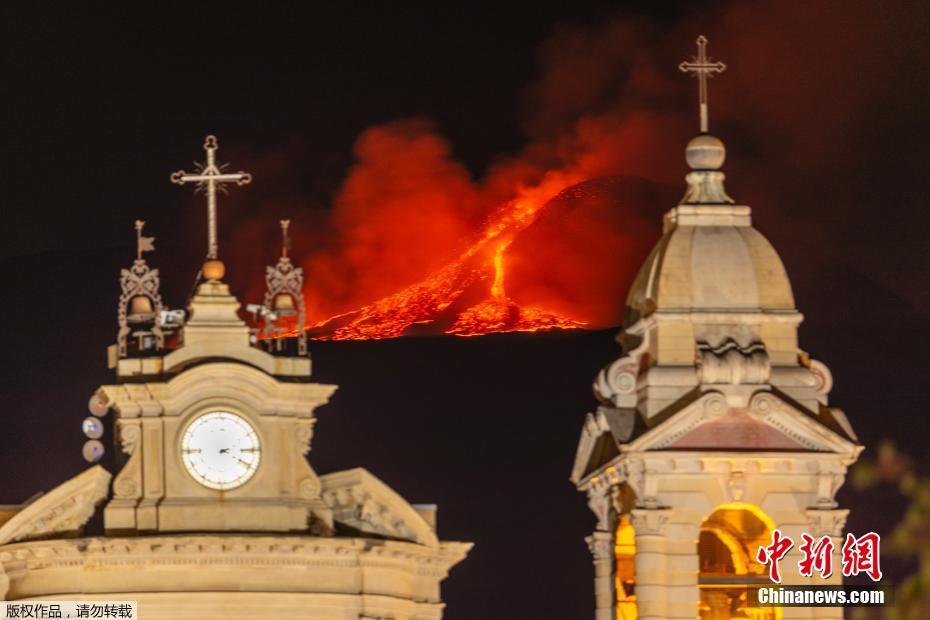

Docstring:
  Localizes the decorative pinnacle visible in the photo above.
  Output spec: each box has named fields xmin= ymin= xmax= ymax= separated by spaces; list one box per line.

xmin=170 ymin=135 xmax=253 ymax=261
xmin=677 ymin=36 xmax=733 ymax=205
xmin=679 ymin=35 xmax=726 ymax=133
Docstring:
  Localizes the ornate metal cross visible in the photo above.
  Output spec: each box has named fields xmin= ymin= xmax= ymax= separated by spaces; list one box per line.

xmin=679 ymin=35 xmax=726 ymax=133
xmin=280 ymin=219 xmax=291 ymax=258
xmin=170 ymin=135 xmax=252 ymax=260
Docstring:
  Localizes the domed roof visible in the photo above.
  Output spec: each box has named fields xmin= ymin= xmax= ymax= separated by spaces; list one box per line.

xmin=625 ymin=219 xmax=795 ymax=325
xmin=623 ymin=136 xmax=796 ymax=326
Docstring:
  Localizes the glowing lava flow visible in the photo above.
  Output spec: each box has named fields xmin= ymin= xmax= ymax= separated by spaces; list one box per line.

xmin=447 ymin=241 xmax=584 ymax=336
xmin=316 ymin=259 xmax=483 ymax=340
xmin=310 ymin=195 xmax=586 ymax=340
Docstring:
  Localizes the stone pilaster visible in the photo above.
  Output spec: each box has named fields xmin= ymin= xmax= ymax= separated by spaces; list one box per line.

xmin=631 ymin=508 xmax=672 ymax=620
xmin=587 ymin=530 xmax=617 ymax=620
xmin=662 ymin=521 xmax=701 ymax=620
xmin=771 ymin=512 xmax=847 ymax=620
xmin=585 ymin=483 xmax=622 ymax=620
xmin=806 ymin=508 xmax=849 ymax=620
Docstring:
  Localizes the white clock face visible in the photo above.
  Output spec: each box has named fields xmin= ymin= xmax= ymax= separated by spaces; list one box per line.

xmin=181 ymin=412 xmax=261 ymax=490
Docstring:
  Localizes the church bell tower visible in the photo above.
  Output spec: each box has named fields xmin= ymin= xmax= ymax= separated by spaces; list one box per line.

xmin=103 ymin=135 xmax=333 ymax=534
xmin=571 ymin=38 xmax=861 ymax=620
xmin=0 ymin=135 xmax=470 ymax=619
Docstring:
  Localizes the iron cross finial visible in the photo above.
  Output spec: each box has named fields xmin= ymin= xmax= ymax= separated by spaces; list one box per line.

xmin=170 ymin=135 xmax=252 ymax=260
xmin=679 ymin=35 xmax=727 ymax=133
xmin=280 ymin=219 xmax=291 ymax=258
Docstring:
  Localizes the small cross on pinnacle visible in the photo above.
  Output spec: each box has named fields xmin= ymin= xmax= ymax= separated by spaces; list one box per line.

xmin=280 ymin=219 xmax=291 ymax=259
xmin=679 ymin=35 xmax=726 ymax=133
xmin=170 ymin=135 xmax=252 ymax=261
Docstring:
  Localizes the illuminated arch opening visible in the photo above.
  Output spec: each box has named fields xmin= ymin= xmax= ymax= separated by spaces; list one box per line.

xmin=698 ymin=503 xmax=780 ymax=619
xmin=615 ymin=514 xmax=637 ymax=620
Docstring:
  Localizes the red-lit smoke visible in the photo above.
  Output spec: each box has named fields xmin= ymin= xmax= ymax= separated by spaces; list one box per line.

xmin=230 ymin=2 xmax=915 ymax=338
xmin=295 ymin=21 xmax=688 ymax=337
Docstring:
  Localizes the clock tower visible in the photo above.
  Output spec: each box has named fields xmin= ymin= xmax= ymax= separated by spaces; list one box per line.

xmin=99 ymin=274 xmax=338 ymax=535
xmin=0 ymin=136 xmax=471 ymax=620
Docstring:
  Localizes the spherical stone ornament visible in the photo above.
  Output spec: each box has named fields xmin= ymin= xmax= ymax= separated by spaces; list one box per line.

xmin=82 ymin=439 xmax=105 ymax=463
xmin=82 ymin=416 xmax=104 ymax=439
xmin=685 ymin=134 xmax=726 ymax=170
xmin=88 ymin=393 xmax=110 ymax=417
xmin=202 ymin=259 xmax=226 ymax=281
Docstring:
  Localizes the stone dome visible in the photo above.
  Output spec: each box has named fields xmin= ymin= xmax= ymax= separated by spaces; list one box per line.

xmin=624 ymin=210 xmax=796 ymax=326
xmin=623 ymin=132 xmax=796 ymax=327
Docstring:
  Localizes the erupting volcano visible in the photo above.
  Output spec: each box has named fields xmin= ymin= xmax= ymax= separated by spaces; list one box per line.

xmin=447 ymin=241 xmax=584 ymax=337
xmin=308 ymin=191 xmax=587 ymax=340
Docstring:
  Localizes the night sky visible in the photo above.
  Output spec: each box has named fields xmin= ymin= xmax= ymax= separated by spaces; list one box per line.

xmin=2 ymin=3 xmax=929 ymax=618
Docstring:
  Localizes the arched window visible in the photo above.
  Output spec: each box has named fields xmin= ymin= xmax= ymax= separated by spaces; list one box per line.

xmin=615 ymin=515 xmax=637 ymax=619
xmin=698 ymin=503 xmax=779 ymax=619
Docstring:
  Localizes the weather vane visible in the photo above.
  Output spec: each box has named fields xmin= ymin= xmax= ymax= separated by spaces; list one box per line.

xmin=679 ymin=35 xmax=726 ymax=133
xmin=170 ymin=135 xmax=252 ymax=261
xmin=134 ymin=219 xmax=155 ymax=261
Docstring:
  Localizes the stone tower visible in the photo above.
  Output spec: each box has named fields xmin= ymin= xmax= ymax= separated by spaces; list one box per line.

xmin=0 ymin=136 xmax=470 ymax=619
xmin=571 ymin=39 xmax=861 ymax=620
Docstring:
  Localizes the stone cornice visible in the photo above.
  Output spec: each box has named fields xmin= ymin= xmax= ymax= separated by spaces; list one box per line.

xmin=98 ymin=363 xmax=337 ymax=420
xmin=578 ymin=447 xmax=858 ymax=493
xmin=623 ymin=391 xmax=859 ymax=456
xmin=321 ymin=468 xmax=440 ymax=547
xmin=0 ymin=534 xmax=470 ymax=580
xmin=0 ymin=467 xmax=111 ymax=546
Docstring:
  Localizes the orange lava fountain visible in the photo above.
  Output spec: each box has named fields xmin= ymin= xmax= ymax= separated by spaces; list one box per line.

xmin=447 ymin=240 xmax=584 ymax=336
xmin=310 ymin=194 xmax=586 ymax=340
